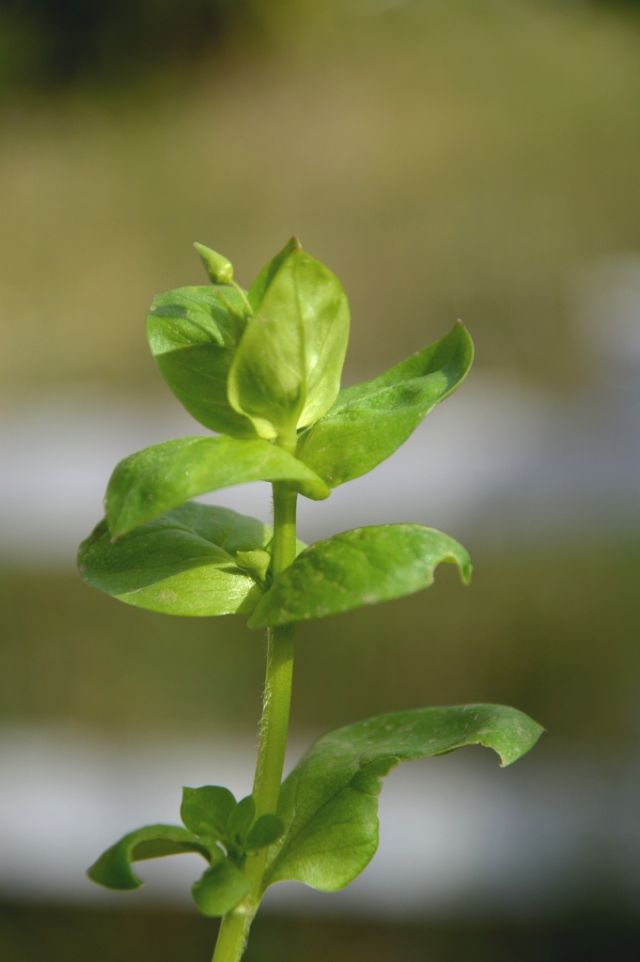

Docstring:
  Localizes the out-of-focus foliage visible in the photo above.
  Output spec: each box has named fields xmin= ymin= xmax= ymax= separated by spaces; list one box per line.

xmin=0 ymin=0 xmax=299 ymax=91
xmin=2 ymin=1 xmax=640 ymax=401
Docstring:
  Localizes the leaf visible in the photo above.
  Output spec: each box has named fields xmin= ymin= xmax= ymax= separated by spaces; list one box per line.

xmin=247 ymin=236 xmax=300 ymax=311
xmin=192 ymin=860 xmax=250 ymax=918
xmin=228 ymin=242 xmax=350 ymax=439
xmin=147 ymin=285 xmax=254 ymax=437
xmin=297 ymin=322 xmax=474 ymax=486
xmin=227 ymin=795 xmax=257 ymax=846
xmin=78 ymin=502 xmax=269 ymax=617
xmin=264 ymin=704 xmax=543 ymax=892
xmin=106 ymin=436 xmax=330 ymax=538
xmin=248 ymin=524 xmax=471 ymax=628
xmin=246 ymin=814 xmax=285 ymax=852
xmin=181 ymin=786 xmax=237 ymax=840
xmin=87 ymin=824 xmax=212 ymax=890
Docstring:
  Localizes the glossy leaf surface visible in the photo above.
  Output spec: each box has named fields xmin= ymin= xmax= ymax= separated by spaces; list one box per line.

xmin=88 ymin=824 xmax=211 ymax=890
xmin=228 ymin=243 xmax=350 ymax=438
xmin=297 ymin=322 xmax=473 ymax=486
xmin=147 ymin=285 xmax=253 ymax=437
xmin=106 ymin=436 xmax=329 ymax=538
xmin=265 ymin=705 xmax=543 ymax=892
xmin=249 ymin=524 xmax=471 ymax=628
xmin=78 ymin=503 xmax=268 ymax=617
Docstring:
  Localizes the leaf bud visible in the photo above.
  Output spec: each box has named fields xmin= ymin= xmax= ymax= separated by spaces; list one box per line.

xmin=194 ymin=242 xmax=234 ymax=285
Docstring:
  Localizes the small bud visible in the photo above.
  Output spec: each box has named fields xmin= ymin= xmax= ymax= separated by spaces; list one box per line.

xmin=194 ymin=242 xmax=234 ymax=285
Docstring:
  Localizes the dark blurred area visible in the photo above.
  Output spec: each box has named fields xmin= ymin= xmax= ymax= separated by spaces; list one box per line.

xmin=2 ymin=1 xmax=640 ymax=960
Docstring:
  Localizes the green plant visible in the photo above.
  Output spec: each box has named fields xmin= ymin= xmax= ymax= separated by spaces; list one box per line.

xmin=78 ymin=238 xmax=542 ymax=962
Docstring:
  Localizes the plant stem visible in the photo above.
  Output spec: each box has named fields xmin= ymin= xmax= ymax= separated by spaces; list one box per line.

xmin=211 ymin=473 xmax=298 ymax=962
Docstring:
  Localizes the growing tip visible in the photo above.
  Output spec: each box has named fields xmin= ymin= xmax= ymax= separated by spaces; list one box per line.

xmin=193 ymin=242 xmax=234 ymax=285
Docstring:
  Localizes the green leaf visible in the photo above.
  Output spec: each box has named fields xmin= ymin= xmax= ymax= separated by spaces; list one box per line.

xmin=181 ymin=786 xmax=236 ymax=840
xmin=87 ymin=824 xmax=212 ymax=890
xmin=228 ymin=242 xmax=350 ymax=439
xmin=78 ymin=502 xmax=269 ymax=617
xmin=248 ymin=524 xmax=471 ymax=628
xmin=246 ymin=814 xmax=285 ymax=852
xmin=147 ymin=285 xmax=254 ymax=437
xmin=227 ymin=795 xmax=256 ymax=846
xmin=297 ymin=322 xmax=474 ymax=486
xmin=264 ymin=704 xmax=543 ymax=892
xmin=106 ymin=436 xmax=330 ymax=538
xmin=247 ymin=236 xmax=300 ymax=311
xmin=192 ymin=860 xmax=250 ymax=918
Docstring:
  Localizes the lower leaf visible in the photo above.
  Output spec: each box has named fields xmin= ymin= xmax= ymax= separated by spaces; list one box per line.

xmin=264 ymin=704 xmax=543 ymax=893
xmin=87 ymin=824 xmax=213 ymax=890
xmin=192 ymin=859 xmax=250 ymax=917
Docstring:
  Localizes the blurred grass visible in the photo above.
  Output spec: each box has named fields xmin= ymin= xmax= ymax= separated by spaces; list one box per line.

xmin=3 ymin=541 xmax=639 ymax=745
xmin=2 ymin=0 xmax=640 ymax=402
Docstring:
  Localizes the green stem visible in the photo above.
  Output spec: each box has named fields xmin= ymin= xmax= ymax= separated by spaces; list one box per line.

xmin=211 ymin=472 xmax=298 ymax=962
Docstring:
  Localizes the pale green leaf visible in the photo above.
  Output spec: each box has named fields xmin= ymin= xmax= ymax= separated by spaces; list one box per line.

xmin=147 ymin=285 xmax=254 ymax=437
xmin=106 ymin=436 xmax=329 ymax=538
xmin=78 ymin=502 xmax=268 ymax=617
xmin=297 ymin=322 xmax=473 ymax=486
xmin=228 ymin=243 xmax=350 ymax=438
xmin=87 ymin=824 xmax=212 ymax=890
xmin=248 ymin=524 xmax=471 ymax=628
xmin=264 ymin=705 xmax=543 ymax=892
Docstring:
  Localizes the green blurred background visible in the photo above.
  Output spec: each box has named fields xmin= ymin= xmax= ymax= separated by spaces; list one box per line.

xmin=2 ymin=1 xmax=640 ymax=960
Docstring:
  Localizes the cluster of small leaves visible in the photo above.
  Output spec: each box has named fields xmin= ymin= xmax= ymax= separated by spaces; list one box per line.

xmin=88 ymin=785 xmax=284 ymax=917
xmin=78 ymin=238 xmax=475 ymax=621
xmin=87 ymin=706 xmax=542 ymax=913
xmin=78 ymin=239 xmax=541 ymax=917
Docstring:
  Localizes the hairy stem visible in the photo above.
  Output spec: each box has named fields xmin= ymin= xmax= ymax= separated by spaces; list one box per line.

xmin=211 ymin=472 xmax=298 ymax=962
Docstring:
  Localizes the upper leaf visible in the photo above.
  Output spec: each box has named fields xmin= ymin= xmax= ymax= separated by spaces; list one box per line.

xmin=264 ymin=704 xmax=543 ymax=892
xmin=147 ymin=285 xmax=254 ymax=437
xmin=78 ymin=502 xmax=269 ymax=617
xmin=296 ymin=322 xmax=473 ymax=486
xmin=228 ymin=241 xmax=350 ymax=439
xmin=248 ymin=524 xmax=471 ymax=628
xmin=106 ymin=436 xmax=330 ymax=538
xmin=87 ymin=824 xmax=212 ymax=890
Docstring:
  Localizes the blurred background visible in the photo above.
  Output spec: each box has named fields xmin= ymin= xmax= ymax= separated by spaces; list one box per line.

xmin=2 ymin=0 xmax=640 ymax=959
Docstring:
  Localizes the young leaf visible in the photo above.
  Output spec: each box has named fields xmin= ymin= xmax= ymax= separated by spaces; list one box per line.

xmin=78 ymin=502 xmax=268 ymax=617
xmin=227 ymin=795 xmax=257 ymax=846
xmin=106 ymin=436 xmax=330 ymax=538
xmin=181 ymin=786 xmax=237 ymax=840
xmin=228 ymin=242 xmax=350 ymax=439
xmin=147 ymin=285 xmax=254 ymax=437
xmin=264 ymin=704 xmax=543 ymax=892
xmin=248 ymin=524 xmax=471 ymax=628
xmin=192 ymin=860 xmax=250 ymax=918
xmin=246 ymin=814 xmax=285 ymax=852
xmin=88 ymin=824 xmax=212 ymax=890
xmin=297 ymin=322 xmax=473 ymax=486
